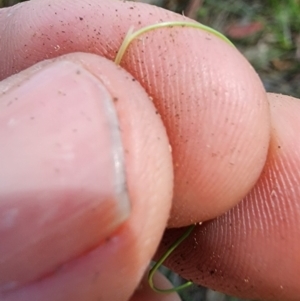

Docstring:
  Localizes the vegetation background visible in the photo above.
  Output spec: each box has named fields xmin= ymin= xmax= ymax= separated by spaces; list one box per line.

xmin=1 ymin=0 xmax=299 ymax=300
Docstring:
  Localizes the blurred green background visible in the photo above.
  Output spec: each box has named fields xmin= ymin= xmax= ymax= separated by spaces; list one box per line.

xmin=1 ymin=0 xmax=299 ymax=300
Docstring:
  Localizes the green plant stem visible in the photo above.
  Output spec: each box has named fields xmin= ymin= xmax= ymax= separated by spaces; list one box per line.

xmin=115 ymin=21 xmax=234 ymax=65
xmin=148 ymin=224 xmax=196 ymax=294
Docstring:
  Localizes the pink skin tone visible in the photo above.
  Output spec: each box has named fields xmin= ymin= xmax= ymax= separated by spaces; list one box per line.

xmin=0 ymin=0 xmax=299 ymax=301
xmin=0 ymin=0 xmax=270 ymax=225
xmin=159 ymin=94 xmax=300 ymax=300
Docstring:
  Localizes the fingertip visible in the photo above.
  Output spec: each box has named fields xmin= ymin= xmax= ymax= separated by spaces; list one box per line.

xmin=0 ymin=53 xmax=174 ymax=300
xmin=158 ymin=93 xmax=300 ymax=301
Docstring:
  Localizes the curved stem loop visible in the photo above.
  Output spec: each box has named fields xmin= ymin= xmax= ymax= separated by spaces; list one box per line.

xmin=115 ymin=21 xmax=234 ymax=65
xmin=148 ymin=224 xmax=196 ymax=294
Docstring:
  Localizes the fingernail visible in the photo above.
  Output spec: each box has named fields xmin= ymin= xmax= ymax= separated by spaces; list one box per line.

xmin=0 ymin=60 xmax=130 ymax=289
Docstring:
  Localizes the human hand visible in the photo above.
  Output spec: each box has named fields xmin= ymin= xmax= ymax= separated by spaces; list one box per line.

xmin=0 ymin=1 xmax=299 ymax=301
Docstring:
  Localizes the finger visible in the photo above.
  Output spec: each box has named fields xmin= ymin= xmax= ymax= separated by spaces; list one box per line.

xmin=0 ymin=0 xmax=270 ymax=226
xmin=0 ymin=53 xmax=173 ymax=301
xmin=158 ymin=93 xmax=300 ymax=301
xmin=130 ymin=270 xmax=181 ymax=301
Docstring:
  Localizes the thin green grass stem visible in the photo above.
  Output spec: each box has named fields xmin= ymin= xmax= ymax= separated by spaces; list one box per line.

xmin=115 ymin=21 xmax=234 ymax=65
xmin=148 ymin=224 xmax=196 ymax=294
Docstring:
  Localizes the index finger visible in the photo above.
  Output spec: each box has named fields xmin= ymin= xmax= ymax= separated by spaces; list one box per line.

xmin=0 ymin=0 xmax=270 ymax=226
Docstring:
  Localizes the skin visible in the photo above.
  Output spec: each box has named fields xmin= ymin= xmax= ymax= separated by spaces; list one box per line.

xmin=158 ymin=93 xmax=300 ymax=301
xmin=0 ymin=0 xmax=299 ymax=300
xmin=0 ymin=0 xmax=270 ymax=226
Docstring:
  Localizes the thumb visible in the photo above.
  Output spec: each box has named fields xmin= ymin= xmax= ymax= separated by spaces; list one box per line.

xmin=0 ymin=53 xmax=173 ymax=301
